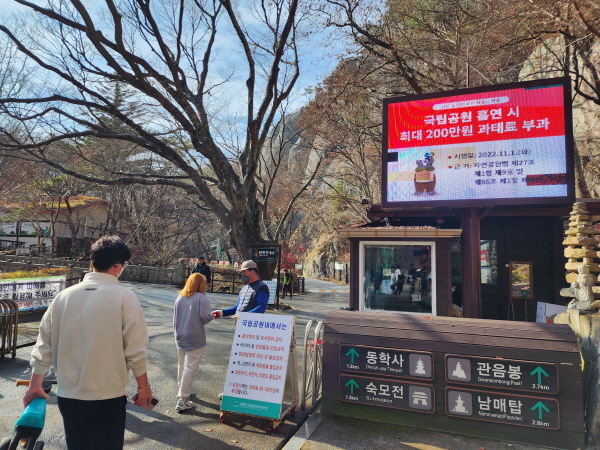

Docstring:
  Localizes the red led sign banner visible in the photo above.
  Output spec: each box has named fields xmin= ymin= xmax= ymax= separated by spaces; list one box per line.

xmin=382 ymin=77 xmax=575 ymax=208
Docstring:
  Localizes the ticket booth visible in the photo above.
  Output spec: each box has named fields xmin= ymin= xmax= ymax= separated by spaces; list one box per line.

xmin=340 ymin=202 xmax=599 ymax=320
xmin=338 ymin=225 xmax=461 ymax=316
xmin=346 ymin=77 xmax=579 ymax=320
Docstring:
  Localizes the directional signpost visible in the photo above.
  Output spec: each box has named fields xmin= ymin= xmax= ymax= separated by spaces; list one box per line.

xmin=339 ymin=344 xmax=434 ymax=380
xmin=323 ymin=311 xmax=583 ymax=449
xmin=445 ymin=355 xmax=558 ymax=394
xmin=340 ymin=374 xmax=435 ymax=413
xmin=445 ymin=387 xmax=559 ymax=430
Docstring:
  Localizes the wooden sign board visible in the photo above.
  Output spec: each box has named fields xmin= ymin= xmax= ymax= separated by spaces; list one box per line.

xmin=446 ymin=387 xmax=560 ymax=430
xmin=322 ymin=310 xmax=584 ymax=449
xmin=221 ymin=313 xmax=294 ymax=419
xmin=445 ymin=355 xmax=559 ymax=394
xmin=339 ymin=344 xmax=434 ymax=380
xmin=339 ymin=374 xmax=435 ymax=414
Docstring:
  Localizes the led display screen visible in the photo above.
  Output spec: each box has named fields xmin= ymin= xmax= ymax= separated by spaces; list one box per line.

xmin=382 ymin=78 xmax=574 ymax=207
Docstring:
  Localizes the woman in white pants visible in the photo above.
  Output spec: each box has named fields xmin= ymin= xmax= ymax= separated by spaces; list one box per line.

xmin=173 ymin=273 xmax=214 ymax=411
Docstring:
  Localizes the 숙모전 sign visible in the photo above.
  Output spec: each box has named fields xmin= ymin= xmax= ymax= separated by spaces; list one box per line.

xmin=340 ymin=344 xmax=434 ymax=380
xmin=339 ymin=374 xmax=435 ymax=413
xmin=445 ymin=355 xmax=558 ymax=394
xmin=446 ymin=387 xmax=559 ymax=430
xmin=221 ymin=313 xmax=294 ymax=419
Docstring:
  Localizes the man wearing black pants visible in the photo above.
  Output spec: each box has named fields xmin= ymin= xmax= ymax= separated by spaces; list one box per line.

xmin=24 ymin=236 xmax=152 ymax=450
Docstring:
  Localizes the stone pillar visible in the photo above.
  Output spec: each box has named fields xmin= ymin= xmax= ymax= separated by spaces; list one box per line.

xmin=554 ymin=311 xmax=600 ymax=446
xmin=173 ymin=258 xmax=187 ymax=287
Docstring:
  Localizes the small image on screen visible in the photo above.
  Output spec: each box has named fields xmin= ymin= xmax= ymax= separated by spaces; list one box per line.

xmin=384 ymin=81 xmax=571 ymax=206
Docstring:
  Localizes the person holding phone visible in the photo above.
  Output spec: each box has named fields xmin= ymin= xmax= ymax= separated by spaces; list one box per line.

xmin=24 ymin=236 xmax=151 ymax=450
xmin=173 ymin=273 xmax=214 ymax=411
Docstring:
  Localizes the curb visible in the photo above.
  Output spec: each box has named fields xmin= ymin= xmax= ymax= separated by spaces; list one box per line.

xmin=281 ymin=410 xmax=323 ymax=450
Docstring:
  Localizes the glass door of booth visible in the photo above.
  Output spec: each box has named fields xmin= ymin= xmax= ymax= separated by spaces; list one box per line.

xmin=360 ymin=241 xmax=436 ymax=315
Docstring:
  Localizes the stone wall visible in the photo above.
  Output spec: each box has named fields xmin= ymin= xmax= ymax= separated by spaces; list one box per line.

xmin=0 ymin=256 xmax=187 ymax=286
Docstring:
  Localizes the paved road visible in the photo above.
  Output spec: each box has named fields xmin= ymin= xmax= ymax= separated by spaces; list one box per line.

xmin=0 ymin=278 xmax=348 ymax=450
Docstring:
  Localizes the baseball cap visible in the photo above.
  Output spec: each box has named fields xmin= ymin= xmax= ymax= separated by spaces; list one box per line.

xmin=239 ymin=260 xmax=258 ymax=271
xmin=198 ymin=256 xmax=205 ymax=260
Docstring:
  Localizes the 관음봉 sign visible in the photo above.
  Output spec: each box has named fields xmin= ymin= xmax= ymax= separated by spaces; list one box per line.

xmin=0 ymin=276 xmax=66 ymax=311
xmin=445 ymin=355 xmax=558 ymax=394
xmin=221 ymin=312 xmax=294 ymax=419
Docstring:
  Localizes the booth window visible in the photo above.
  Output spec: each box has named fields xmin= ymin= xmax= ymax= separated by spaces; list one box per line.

xmin=480 ymin=240 xmax=498 ymax=284
xmin=361 ymin=242 xmax=435 ymax=315
xmin=510 ymin=261 xmax=533 ymax=299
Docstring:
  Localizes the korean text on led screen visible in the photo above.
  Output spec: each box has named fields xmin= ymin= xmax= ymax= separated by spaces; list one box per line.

xmin=384 ymin=80 xmax=572 ymax=206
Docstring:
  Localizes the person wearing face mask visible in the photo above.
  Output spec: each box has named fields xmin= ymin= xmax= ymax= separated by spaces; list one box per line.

xmin=211 ymin=260 xmax=269 ymax=320
xmin=24 ymin=236 xmax=151 ymax=450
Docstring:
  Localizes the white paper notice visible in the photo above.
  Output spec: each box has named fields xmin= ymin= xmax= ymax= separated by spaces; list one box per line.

xmin=221 ymin=312 xmax=294 ymax=419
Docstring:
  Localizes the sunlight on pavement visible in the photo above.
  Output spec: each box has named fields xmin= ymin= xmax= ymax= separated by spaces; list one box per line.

xmin=401 ymin=444 xmax=448 ymax=450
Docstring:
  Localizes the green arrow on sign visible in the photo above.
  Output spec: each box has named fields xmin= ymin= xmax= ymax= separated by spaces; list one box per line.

xmin=345 ymin=379 xmax=359 ymax=395
xmin=531 ymin=401 xmax=550 ymax=420
xmin=530 ymin=366 xmax=549 ymax=385
xmin=345 ymin=347 xmax=360 ymax=364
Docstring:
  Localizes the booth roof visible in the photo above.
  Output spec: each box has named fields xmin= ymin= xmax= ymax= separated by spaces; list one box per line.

xmin=337 ymin=219 xmax=461 ymax=238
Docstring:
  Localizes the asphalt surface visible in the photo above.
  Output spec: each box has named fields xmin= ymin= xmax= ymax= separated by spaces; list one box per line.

xmin=1 ymin=278 xmax=564 ymax=449
xmin=0 ymin=278 xmax=349 ymax=450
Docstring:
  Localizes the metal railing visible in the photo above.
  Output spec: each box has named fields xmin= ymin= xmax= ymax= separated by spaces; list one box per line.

xmin=301 ymin=319 xmax=324 ymax=410
xmin=0 ymin=299 xmax=19 ymax=358
xmin=185 ymin=267 xmax=306 ymax=295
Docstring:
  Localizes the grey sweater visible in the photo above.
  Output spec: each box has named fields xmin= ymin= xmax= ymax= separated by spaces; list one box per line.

xmin=173 ymin=292 xmax=213 ymax=350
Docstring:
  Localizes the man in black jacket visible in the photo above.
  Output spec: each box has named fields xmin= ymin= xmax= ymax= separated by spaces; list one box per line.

xmin=191 ymin=256 xmax=212 ymax=283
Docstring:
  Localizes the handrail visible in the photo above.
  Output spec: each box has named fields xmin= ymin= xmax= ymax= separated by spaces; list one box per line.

xmin=312 ymin=320 xmax=324 ymax=406
xmin=300 ymin=319 xmax=324 ymax=410
xmin=0 ymin=299 xmax=19 ymax=358
xmin=300 ymin=319 xmax=314 ymax=409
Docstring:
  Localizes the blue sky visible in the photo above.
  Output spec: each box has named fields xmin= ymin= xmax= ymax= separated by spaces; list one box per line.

xmin=0 ymin=0 xmax=347 ymax=117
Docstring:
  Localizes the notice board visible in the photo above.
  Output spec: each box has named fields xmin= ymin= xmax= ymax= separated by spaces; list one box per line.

xmin=221 ymin=312 xmax=294 ymax=419
xmin=322 ymin=310 xmax=584 ymax=449
xmin=0 ymin=276 xmax=66 ymax=311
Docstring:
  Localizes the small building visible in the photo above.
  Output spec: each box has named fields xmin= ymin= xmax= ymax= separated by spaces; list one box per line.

xmin=0 ymin=196 xmax=109 ymax=256
xmin=338 ymin=76 xmax=584 ymax=321
xmin=339 ymin=201 xmax=600 ymax=321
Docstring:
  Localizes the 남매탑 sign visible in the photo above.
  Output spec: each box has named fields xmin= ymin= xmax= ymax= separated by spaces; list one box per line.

xmin=221 ymin=312 xmax=294 ymax=419
xmin=0 ymin=276 xmax=66 ymax=311
xmin=445 ymin=387 xmax=560 ymax=430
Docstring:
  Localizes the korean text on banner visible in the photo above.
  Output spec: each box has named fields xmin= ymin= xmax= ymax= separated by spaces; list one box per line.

xmin=221 ymin=312 xmax=295 ymax=419
xmin=0 ymin=276 xmax=67 ymax=311
xmin=264 ymin=280 xmax=277 ymax=305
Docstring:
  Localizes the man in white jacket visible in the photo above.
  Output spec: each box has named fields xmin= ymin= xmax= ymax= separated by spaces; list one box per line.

xmin=23 ymin=236 xmax=152 ymax=450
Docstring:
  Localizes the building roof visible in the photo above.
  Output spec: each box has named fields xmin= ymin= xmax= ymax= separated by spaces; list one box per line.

xmin=337 ymin=218 xmax=461 ymax=238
